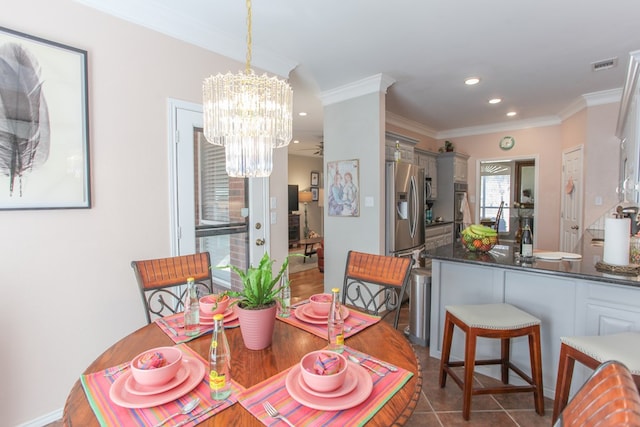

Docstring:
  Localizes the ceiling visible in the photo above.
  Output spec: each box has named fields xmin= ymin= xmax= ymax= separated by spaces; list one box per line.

xmin=75 ymin=0 xmax=640 ymax=156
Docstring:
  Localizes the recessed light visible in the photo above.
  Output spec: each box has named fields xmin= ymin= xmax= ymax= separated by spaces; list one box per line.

xmin=489 ymin=98 xmax=502 ymax=104
xmin=293 ymin=140 xmax=300 ymax=144
xmin=464 ymin=77 xmax=480 ymax=85
xmin=298 ymin=112 xmax=307 ymax=116
xmin=506 ymin=111 xmax=517 ymax=117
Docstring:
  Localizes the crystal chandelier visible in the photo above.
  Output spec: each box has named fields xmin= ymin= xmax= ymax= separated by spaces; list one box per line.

xmin=202 ymin=0 xmax=293 ymax=178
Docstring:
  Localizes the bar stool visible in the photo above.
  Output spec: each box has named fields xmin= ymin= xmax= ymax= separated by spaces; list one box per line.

xmin=552 ymin=331 xmax=640 ymax=423
xmin=439 ymin=303 xmax=545 ymax=420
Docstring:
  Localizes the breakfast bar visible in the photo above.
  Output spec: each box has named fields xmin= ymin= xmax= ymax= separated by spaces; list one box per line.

xmin=425 ymin=239 xmax=640 ymax=399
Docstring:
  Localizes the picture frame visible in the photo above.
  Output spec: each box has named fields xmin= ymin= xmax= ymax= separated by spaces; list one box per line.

xmin=310 ymin=171 xmax=319 ymax=187
xmin=311 ymin=187 xmax=319 ymax=201
xmin=0 ymin=26 xmax=90 ymax=210
xmin=327 ymin=159 xmax=359 ymax=217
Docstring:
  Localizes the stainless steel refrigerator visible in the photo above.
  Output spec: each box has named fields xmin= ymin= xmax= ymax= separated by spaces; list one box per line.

xmin=385 ymin=161 xmax=425 ymax=256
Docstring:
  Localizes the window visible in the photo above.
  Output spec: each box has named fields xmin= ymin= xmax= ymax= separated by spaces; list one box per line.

xmin=480 ymin=163 xmax=511 ymax=233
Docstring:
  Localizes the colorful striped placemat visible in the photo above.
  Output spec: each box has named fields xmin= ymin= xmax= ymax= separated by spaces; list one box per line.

xmin=80 ymin=344 xmax=243 ymax=426
xmin=237 ymin=345 xmax=413 ymax=426
xmin=278 ymin=301 xmax=381 ymax=339
xmin=156 ymin=307 xmax=240 ymax=344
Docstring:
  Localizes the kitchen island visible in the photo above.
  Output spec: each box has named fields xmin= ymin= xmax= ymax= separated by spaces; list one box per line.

xmin=425 ymin=240 xmax=640 ymax=399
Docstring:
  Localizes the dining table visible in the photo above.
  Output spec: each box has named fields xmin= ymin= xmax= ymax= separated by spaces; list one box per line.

xmin=63 ymin=303 xmax=422 ymax=426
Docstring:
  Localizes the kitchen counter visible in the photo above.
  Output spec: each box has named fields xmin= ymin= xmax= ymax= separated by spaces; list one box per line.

xmin=426 ymin=238 xmax=640 ymax=400
xmin=425 ymin=239 xmax=640 ymax=287
xmin=425 ymin=220 xmax=453 ymax=227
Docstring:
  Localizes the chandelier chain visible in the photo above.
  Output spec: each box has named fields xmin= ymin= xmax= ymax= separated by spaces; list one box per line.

xmin=245 ymin=0 xmax=252 ymax=74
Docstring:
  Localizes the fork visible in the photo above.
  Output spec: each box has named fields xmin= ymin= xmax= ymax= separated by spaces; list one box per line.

xmin=263 ymin=401 xmax=295 ymax=427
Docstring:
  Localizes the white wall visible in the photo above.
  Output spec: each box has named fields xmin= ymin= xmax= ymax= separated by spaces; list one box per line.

xmin=288 ymin=154 xmax=323 ymax=236
xmin=0 ymin=1 xmax=286 ymax=424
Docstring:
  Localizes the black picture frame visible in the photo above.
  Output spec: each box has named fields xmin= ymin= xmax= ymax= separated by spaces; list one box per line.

xmin=311 ymin=187 xmax=319 ymax=201
xmin=0 ymin=26 xmax=90 ymax=210
xmin=310 ymin=171 xmax=319 ymax=187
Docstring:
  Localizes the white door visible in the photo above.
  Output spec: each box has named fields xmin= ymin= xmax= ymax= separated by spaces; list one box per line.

xmin=561 ymin=146 xmax=584 ymax=252
xmin=168 ymin=100 xmax=268 ymax=286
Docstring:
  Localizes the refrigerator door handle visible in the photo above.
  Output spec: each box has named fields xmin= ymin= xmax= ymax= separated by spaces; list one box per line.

xmin=409 ymin=175 xmax=417 ymax=238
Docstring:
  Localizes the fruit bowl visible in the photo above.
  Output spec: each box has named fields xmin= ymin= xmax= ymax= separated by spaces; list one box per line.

xmin=461 ymin=224 xmax=498 ymax=253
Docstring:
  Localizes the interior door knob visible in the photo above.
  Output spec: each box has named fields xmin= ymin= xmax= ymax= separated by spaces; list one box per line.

xmin=256 ymin=238 xmax=265 ymax=246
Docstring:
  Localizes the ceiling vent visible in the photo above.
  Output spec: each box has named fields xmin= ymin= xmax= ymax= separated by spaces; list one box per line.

xmin=591 ymin=57 xmax=618 ymax=72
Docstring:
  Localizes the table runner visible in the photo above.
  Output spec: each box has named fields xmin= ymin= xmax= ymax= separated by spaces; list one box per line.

xmin=80 ymin=344 xmax=243 ymax=426
xmin=156 ymin=307 xmax=240 ymax=344
xmin=278 ymin=301 xmax=381 ymax=339
xmin=237 ymin=345 xmax=413 ymax=426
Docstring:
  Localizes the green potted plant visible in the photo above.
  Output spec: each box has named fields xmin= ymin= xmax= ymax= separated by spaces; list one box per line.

xmin=219 ymin=252 xmax=299 ymax=350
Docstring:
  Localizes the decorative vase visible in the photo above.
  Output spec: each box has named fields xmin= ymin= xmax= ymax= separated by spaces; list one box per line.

xmin=236 ymin=303 xmax=277 ymax=350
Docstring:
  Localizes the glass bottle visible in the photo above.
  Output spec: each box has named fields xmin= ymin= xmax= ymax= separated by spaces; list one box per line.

xmin=520 ymin=217 xmax=534 ymax=261
xmin=327 ymin=287 xmax=344 ymax=353
xmin=394 ymin=141 xmax=401 ymax=162
xmin=279 ymin=273 xmax=291 ymax=318
xmin=209 ymin=313 xmax=232 ymax=400
xmin=183 ymin=277 xmax=200 ymax=336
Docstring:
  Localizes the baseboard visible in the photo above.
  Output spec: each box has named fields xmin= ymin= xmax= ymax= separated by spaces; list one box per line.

xmin=16 ymin=408 xmax=62 ymax=427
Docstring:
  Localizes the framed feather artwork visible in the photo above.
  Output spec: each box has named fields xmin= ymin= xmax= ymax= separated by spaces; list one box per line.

xmin=0 ymin=26 xmax=90 ymax=210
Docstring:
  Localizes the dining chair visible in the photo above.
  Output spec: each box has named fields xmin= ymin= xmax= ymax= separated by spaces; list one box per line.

xmin=131 ymin=252 xmax=213 ymax=324
xmin=553 ymin=360 xmax=640 ymax=426
xmin=341 ymin=250 xmax=414 ymax=329
xmin=494 ymin=201 xmax=504 ymax=239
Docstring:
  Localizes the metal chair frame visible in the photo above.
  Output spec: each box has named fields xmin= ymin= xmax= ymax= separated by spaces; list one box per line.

xmin=131 ymin=252 xmax=213 ymax=324
xmin=341 ymin=250 xmax=414 ymax=329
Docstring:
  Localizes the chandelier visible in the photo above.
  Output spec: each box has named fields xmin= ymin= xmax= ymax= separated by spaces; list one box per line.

xmin=202 ymin=0 xmax=293 ymax=178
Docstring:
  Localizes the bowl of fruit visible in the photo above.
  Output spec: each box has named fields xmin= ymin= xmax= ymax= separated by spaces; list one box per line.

xmin=461 ymin=224 xmax=498 ymax=253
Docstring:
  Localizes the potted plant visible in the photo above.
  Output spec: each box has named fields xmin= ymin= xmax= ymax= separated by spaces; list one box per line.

xmin=219 ymin=252 xmax=297 ymax=350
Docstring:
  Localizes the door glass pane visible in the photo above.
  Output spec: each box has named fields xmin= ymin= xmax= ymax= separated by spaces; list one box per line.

xmin=480 ymin=163 xmax=511 ymax=233
xmin=194 ymin=130 xmax=248 ymax=289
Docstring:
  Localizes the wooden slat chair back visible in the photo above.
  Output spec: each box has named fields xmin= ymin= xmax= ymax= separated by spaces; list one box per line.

xmin=342 ymin=250 xmax=414 ymax=329
xmin=131 ymin=252 xmax=213 ymax=324
xmin=554 ymin=360 xmax=640 ymax=427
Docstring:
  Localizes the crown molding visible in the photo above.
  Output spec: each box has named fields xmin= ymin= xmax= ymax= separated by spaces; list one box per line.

xmin=320 ymin=74 xmax=395 ymax=106
xmin=559 ymin=88 xmax=622 ymax=120
xmin=437 ymin=116 xmax=562 ymax=139
xmin=385 ymin=112 xmax=437 ymax=139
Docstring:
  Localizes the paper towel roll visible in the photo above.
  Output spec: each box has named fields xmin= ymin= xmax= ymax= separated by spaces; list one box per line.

xmin=603 ymin=217 xmax=631 ymax=266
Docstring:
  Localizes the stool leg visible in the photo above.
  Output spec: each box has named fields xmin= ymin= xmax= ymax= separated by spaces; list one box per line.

xmin=439 ymin=312 xmax=455 ymax=388
xmin=553 ymin=344 xmax=575 ymax=423
xmin=462 ymin=329 xmax=477 ymax=421
xmin=529 ymin=326 xmax=545 ymax=415
xmin=500 ymin=337 xmax=510 ymax=384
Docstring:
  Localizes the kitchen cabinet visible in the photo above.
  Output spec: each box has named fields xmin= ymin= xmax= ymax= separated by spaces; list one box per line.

xmin=415 ymin=149 xmax=438 ymax=199
xmin=385 ymin=132 xmax=416 ymax=163
xmin=433 ymin=152 xmax=469 ymax=229
xmin=616 ymin=49 xmax=640 ymax=203
xmin=424 ymin=223 xmax=453 ymax=250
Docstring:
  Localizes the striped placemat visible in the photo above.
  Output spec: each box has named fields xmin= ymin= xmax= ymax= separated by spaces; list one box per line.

xmin=278 ymin=301 xmax=381 ymax=339
xmin=156 ymin=307 xmax=240 ymax=344
xmin=80 ymin=344 xmax=242 ymax=426
xmin=237 ymin=345 xmax=413 ymax=426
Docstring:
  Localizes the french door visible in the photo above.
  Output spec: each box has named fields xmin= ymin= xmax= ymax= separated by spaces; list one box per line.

xmin=169 ymin=100 xmax=268 ymax=289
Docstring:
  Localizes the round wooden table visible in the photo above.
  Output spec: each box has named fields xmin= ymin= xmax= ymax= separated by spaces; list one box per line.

xmin=63 ymin=318 xmax=422 ymax=426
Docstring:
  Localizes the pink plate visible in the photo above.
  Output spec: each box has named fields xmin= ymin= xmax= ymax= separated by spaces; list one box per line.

xmin=285 ymin=362 xmax=372 ymax=411
xmin=200 ymin=307 xmax=237 ymax=326
xmin=297 ymin=364 xmax=359 ymax=398
xmin=109 ymin=356 xmax=206 ymax=408
xmin=295 ymin=305 xmax=349 ymax=325
xmin=124 ymin=360 xmax=190 ymax=396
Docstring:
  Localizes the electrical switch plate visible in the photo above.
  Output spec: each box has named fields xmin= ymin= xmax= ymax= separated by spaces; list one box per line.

xmin=241 ymin=208 xmax=249 ymax=217
xmin=270 ymin=197 xmax=277 ymax=209
xmin=270 ymin=212 xmax=277 ymax=224
xmin=365 ymin=196 xmax=374 ymax=207
xmin=595 ymin=196 xmax=603 ymax=206
xmin=469 ymin=195 xmax=475 ymax=203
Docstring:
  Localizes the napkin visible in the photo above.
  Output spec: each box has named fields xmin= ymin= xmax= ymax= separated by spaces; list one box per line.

xmin=313 ymin=353 xmax=341 ymax=375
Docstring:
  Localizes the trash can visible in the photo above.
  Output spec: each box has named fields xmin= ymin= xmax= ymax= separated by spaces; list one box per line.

xmin=404 ymin=268 xmax=431 ymax=346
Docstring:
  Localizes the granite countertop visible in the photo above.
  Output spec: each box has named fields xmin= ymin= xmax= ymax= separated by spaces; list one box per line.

xmin=424 ymin=238 xmax=640 ymax=287
xmin=425 ymin=221 xmax=453 ymax=227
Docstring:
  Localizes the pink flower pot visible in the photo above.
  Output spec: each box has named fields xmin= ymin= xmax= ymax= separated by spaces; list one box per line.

xmin=236 ymin=303 xmax=277 ymax=350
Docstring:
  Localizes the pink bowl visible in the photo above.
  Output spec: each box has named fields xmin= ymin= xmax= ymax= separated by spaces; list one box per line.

xmin=309 ymin=293 xmax=332 ymax=316
xmin=130 ymin=346 xmax=183 ymax=387
xmin=300 ymin=350 xmax=347 ymax=392
xmin=199 ymin=294 xmax=230 ymax=316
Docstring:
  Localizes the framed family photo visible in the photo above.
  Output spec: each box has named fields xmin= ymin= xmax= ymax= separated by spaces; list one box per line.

xmin=0 ymin=26 xmax=90 ymax=210
xmin=327 ymin=159 xmax=359 ymax=217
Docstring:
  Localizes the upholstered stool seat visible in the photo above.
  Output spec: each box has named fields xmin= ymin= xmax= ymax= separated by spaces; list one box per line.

xmin=552 ymin=331 xmax=640 ymax=423
xmin=439 ymin=303 xmax=545 ymax=420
